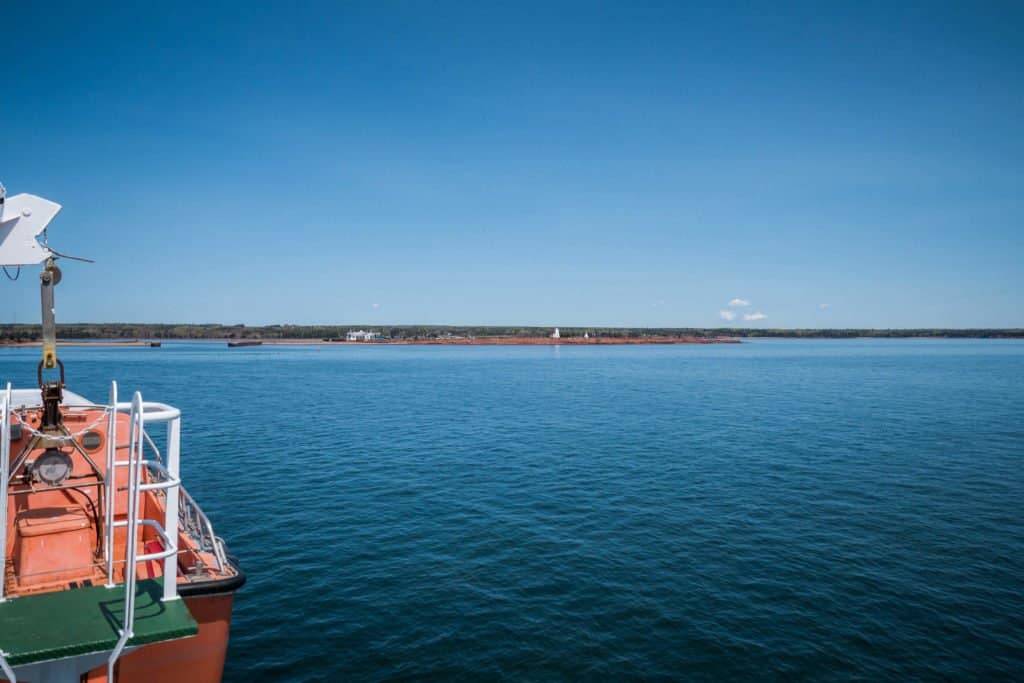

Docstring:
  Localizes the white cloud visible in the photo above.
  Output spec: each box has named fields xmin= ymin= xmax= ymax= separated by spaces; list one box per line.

xmin=744 ymin=312 xmax=767 ymax=321
xmin=719 ymin=310 xmax=737 ymax=321
xmin=728 ymin=298 xmax=751 ymax=307
xmin=819 ymin=303 xmax=829 ymax=309
xmin=372 ymin=303 xmax=380 ymax=309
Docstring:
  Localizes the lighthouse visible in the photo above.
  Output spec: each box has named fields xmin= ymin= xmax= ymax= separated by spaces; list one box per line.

xmin=551 ymin=327 xmax=560 ymax=339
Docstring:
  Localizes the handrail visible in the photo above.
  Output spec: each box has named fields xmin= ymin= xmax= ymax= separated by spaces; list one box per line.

xmin=108 ymin=392 xmax=145 ymax=679
xmin=108 ymin=390 xmax=184 ymax=679
xmin=112 ymin=519 xmax=178 ymax=561
xmin=114 ymin=457 xmax=179 ymax=492
xmin=0 ymin=650 xmax=15 ymax=682
xmin=104 ymin=381 xmax=118 ymax=585
xmin=115 ymin=401 xmax=180 ymax=423
xmin=0 ymin=383 xmax=11 ymax=604
xmin=142 ymin=430 xmax=163 ymax=464
xmin=179 ymin=487 xmax=227 ymax=572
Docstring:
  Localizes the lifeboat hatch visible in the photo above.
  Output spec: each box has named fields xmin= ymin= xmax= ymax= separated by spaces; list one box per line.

xmin=14 ymin=505 xmax=93 ymax=588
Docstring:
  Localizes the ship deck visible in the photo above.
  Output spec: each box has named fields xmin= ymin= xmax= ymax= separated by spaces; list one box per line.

xmin=0 ymin=578 xmax=197 ymax=667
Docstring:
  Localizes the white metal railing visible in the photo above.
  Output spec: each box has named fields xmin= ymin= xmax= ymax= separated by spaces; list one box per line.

xmin=135 ymin=436 xmax=226 ymax=571
xmin=106 ymin=388 xmax=183 ymax=679
xmin=104 ymin=381 xmax=118 ymax=585
xmin=179 ymin=487 xmax=228 ymax=571
xmin=0 ymin=382 xmax=11 ymax=605
xmin=0 ymin=384 xmax=15 ymax=683
xmin=103 ymin=385 xmax=118 ymax=589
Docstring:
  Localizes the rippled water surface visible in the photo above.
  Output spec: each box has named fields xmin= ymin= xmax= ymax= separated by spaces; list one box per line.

xmin=2 ymin=339 xmax=1022 ymax=680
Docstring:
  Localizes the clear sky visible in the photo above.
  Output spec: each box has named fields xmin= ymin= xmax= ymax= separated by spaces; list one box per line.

xmin=5 ymin=1 xmax=1022 ymax=328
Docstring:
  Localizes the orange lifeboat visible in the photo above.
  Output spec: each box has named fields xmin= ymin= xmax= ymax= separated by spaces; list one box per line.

xmin=0 ymin=183 xmax=244 ymax=682
xmin=0 ymin=386 xmax=245 ymax=682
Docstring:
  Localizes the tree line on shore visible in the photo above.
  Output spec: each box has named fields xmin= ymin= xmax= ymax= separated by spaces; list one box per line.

xmin=0 ymin=323 xmax=1021 ymax=341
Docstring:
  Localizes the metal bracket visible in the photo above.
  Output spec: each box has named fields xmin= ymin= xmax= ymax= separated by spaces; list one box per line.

xmin=38 ymin=360 xmax=65 ymax=431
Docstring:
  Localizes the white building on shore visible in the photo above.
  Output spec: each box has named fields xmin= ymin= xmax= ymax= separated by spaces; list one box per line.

xmin=346 ymin=330 xmax=378 ymax=342
xmin=551 ymin=327 xmax=560 ymax=339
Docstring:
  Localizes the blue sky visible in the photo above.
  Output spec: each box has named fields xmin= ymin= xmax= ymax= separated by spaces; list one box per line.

xmin=5 ymin=1 xmax=1022 ymax=328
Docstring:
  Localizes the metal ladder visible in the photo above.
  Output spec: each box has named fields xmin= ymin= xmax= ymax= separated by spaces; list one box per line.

xmin=105 ymin=383 xmax=185 ymax=680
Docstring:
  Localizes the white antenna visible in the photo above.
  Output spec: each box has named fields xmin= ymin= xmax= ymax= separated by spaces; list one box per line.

xmin=0 ymin=185 xmax=60 ymax=266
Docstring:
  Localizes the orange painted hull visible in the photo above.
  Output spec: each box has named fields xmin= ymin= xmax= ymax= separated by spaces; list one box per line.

xmin=83 ymin=592 xmax=236 ymax=683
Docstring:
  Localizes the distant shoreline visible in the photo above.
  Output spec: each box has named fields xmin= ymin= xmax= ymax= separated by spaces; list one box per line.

xmin=3 ymin=333 xmax=1021 ymax=349
xmin=0 ymin=340 xmax=159 ymax=348
xmin=0 ymin=336 xmax=739 ymax=348
xmin=0 ymin=324 xmax=1022 ymax=344
xmin=232 ymin=336 xmax=740 ymax=347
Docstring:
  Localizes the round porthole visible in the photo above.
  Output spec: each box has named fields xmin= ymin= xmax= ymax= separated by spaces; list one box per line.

xmin=80 ymin=430 xmax=103 ymax=452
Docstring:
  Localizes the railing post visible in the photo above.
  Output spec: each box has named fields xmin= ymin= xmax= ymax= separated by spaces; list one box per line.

xmin=162 ymin=414 xmax=181 ymax=601
xmin=108 ymin=391 xmax=144 ymax=680
xmin=123 ymin=392 xmax=144 ymax=631
xmin=104 ymin=381 xmax=118 ymax=587
xmin=0 ymin=382 xmax=11 ymax=603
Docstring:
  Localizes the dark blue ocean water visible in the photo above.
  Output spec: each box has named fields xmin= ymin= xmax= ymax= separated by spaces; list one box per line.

xmin=2 ymin=339 xmax=1022 ymax=681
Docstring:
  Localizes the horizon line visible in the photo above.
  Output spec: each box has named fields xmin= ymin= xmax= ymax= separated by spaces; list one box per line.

xmin=2 ymin=323 xmax=1023 ymax=332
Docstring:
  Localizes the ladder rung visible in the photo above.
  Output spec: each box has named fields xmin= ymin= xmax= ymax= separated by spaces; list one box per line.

xmin=139 ymin=478 xmax=180 ymax=491
xmin=138 ymin=547 xmax=176 ymax=562
xmin=114 ymin=458 xmax=164 ymax=467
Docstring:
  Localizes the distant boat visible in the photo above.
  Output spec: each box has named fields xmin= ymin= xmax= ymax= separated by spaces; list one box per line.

xmin=149 ymin=341 xmax=161 ymax=347
xmin=227 ymin=340 xmax=263 ymax=347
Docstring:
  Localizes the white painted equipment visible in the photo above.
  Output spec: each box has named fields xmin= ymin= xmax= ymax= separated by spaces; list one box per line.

xmin=0 ymin=187 xmax=60 ymax=266
xmin=0 ymin=182 xmax=73 ymax=369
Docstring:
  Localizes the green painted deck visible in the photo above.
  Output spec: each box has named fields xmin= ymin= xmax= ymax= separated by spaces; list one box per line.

xmin=0 ymin=579 xmax=197 ymax=667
